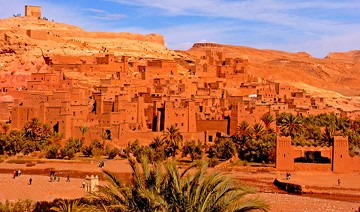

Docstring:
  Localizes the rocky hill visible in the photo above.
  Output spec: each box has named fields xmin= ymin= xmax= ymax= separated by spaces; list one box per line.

xmin=188 ymin=43 xmax=360 ymax=97
xmin=1 ymin=16 xmax=360 ymax=110
xmin=0 ymin=16 xmax=179 ymax=87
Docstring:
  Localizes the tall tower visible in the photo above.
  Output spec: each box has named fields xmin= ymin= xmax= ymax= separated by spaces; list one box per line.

xmin=25 ymin=5 xmax=42 ymax=18
xmin=276 ymin=136 xmax=294 ymax=170
xmin=332 ymin=136 xmax=349 ymax=173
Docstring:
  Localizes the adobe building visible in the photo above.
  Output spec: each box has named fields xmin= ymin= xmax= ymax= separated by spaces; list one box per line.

xmin=4 ymin=45 xmax=360 ymax=147
xmin=25 ymin=5 xmax=41 ymax=18
xmin=276 ymin=136 xmax=360 ymax=173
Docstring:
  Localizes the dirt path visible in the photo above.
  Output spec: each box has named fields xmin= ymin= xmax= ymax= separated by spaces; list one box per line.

xmin=1 ymin=160 xmax=360 ymax=211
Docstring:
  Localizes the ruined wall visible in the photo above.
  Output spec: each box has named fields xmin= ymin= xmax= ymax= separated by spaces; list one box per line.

xmin=25 ymin=5 xmax=41 ymax=18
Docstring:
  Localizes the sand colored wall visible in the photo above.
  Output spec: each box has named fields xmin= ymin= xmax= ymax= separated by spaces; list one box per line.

xmin=276 ymin=137 xmax=294 ymax=171
xmin=25 ymin=5 xmax=41 ymax=18
xmin=196 ymin=120 xmax=228 ymax=134
xmin=276 ymin=136 xmax=360 ymax=173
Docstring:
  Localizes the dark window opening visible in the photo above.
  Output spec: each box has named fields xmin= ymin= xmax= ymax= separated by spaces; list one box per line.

xmin=294 ymin=151 xmax=330 ymax=164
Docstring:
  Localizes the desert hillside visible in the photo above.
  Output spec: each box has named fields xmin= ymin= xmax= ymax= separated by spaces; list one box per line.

xmin=1 ymin=16 xmax=360 ymax=108
xmin=0 ymin=16 xmax=181 ymax=87
xmin=187 ymin=43 xmax=360 ymax=97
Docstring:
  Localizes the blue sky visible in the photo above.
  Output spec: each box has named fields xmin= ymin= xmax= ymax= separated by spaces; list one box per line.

xmin=1 ymin=0 xmax=360 ymax=58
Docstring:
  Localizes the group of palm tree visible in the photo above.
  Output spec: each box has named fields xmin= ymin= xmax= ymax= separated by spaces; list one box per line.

xmin=49 ymin=156 xmax=269 ymax=212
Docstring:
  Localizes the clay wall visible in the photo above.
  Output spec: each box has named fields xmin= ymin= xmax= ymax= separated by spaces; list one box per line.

xmin=163 ymin=101 xmax=196 ymax=132
xmin=276 ymin=136 xmax=360 ymax=173
xmin=25 ymin=5 xmax=41 ymax=18
xmin=294 ymin=163 xmax=332 ymax=171
xmin=45 ymin=107 xmax=62 ymax=127
xmin=26 ymin=30 xmax=48 ymax=40
xmin=225 ymin=73 xmax=249 ymax=82
xmin=196 ymin=120 xmax=228 ymax=134
xmin=276 ymin=137 xmax=295 ymax=170
xmin=332 ymin=136 xmax=360 ymax=173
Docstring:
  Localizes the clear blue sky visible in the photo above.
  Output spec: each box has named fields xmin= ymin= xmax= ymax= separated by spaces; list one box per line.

xmin=1 ymin=0 xmax=360 ymax=58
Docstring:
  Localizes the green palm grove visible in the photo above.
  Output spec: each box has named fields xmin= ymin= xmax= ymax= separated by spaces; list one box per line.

xmin=87 ymin=156 xmax=269 ymax=212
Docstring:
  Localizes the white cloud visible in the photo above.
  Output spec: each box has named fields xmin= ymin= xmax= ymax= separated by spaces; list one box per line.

xmin=92 ymin=13 xmax=126 ymax=21
xmin=83 ymin=8 xmax=106 ymax=13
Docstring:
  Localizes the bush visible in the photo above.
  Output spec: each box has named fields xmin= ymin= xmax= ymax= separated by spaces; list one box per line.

xmin=45 ymin=144 xmax=60 ymax=159
xmin=0 ymin=199 xmax=34 ymax=212
xmin=106 ymin=148 xmax=119 ymax=159
xmin=81 ymin=145 xmax=92 ymax=157
xmin=208 ymin=138 xmax=236 ymax=160
xmin=60 ymin=147 xmax=76 ymax=159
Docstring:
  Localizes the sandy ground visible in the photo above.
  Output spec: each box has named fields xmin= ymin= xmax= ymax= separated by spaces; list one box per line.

xmin=1 ymin=159 xmax=360 ymax=211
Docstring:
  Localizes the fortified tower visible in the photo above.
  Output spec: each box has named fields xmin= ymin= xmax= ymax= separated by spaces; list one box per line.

xmin=25 ymin=5 xmax=42 ymax=18
xmin=332 ymin=136 xmax=350 ymax=173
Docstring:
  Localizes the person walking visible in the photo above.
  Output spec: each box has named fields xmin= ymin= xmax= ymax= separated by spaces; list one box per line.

xmin=28 ymin=178 xmax=32 ymax=185
xmin=66 ymin=175 xmax=70 ymax=182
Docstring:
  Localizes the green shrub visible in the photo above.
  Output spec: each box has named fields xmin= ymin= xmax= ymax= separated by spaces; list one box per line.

xmin=45 ymin=144 xmax=60 ymax=159
xmin=106 ymin=148 xmax=119 ymax=159
xmin=0 ymin=199 xmax=34 ymax=212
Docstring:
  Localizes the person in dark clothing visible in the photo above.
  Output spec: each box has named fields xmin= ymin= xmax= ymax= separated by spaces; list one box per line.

xmin=29 ymin=178 xmax=32 ymax=185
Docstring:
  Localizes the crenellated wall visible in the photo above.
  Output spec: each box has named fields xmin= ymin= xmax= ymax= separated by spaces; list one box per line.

xmin=276 ymin=136 xmax=360 ymax=173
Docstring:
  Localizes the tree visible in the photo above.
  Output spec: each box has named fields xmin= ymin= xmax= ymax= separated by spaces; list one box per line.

xmin=149 ymin=136 xmax=166 ymax=162
xmin=60 ymin=137 xmax=83 ymax=159
xmin=2 ymin=124 xmax=9 ymax=135
xmin=46 ymin=143 xmax=60 ymax=159
xmin=252 ymin=123 xmax=265 ymax=140
xmin=208 ymin=138 xmax=236 ymax=160
xmin=163 ymin=125 xmax=183 ymax=158
xmin=260 ymin=113 xmax=274 ymax=131
xmin=90 ymin=156 xmax=269 ymax=212
xmin=279 ymin=114 xmax=302 ymax=138
xmin=79 ymin=125 xmax=89 ymax=142
xmin=181 ymin=140 xmax=204 ymax=161
xmin=6 ymin=130 xmax=26 ymax=155
xmin=51 ymin=199 xmax=84 ymax=212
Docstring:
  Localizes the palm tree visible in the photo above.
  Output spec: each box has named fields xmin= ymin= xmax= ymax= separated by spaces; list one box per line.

xmin=321 ymin=125 xmax=336 ymax=146
xmin=260 ymin=113 xmax=274 ymax=131
xmin=51 ymin=199 xmax=85 ymax=212
xmin=149 ymin=136 xmax=164 ymax=150
xmin=252 ymin=123 xmax=265 ymax=140
xmin=235 ymin=121 xmax=250 ymax=137
xmin=2 ymin=124 xmax=9 ymax=135
xmin=79 ymin=125 xmax=89 ymax=142
xmin=280 ymin=114 xmax=302 ymax=138
xmin=163 ymin=125 xmax=183 ymax=158
xmin=90 ymin=156 xmax=269 ymax=212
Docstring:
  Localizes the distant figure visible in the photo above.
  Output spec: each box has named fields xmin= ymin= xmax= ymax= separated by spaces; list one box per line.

xmin=57 ymin=176 xmax=60 ymax=182
xmin=18 ymin=170 xmax=21 ymax=176
xmin=99 ymin=161 xmax=104 ymax=168
xmin=53 ymin=175 xmax=56 ymax=182
xmin=82 ymin=180 xmax=86 ymax=188
xmin=29 ymin=178 xmax=32 ymax=185
xmin=66 ymin=175 xmax=70 ymax=182
xmin=13 ymin=171 xmax=16 ymax=179
xmin=338 ymin=179 xmax=341 ymax=186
